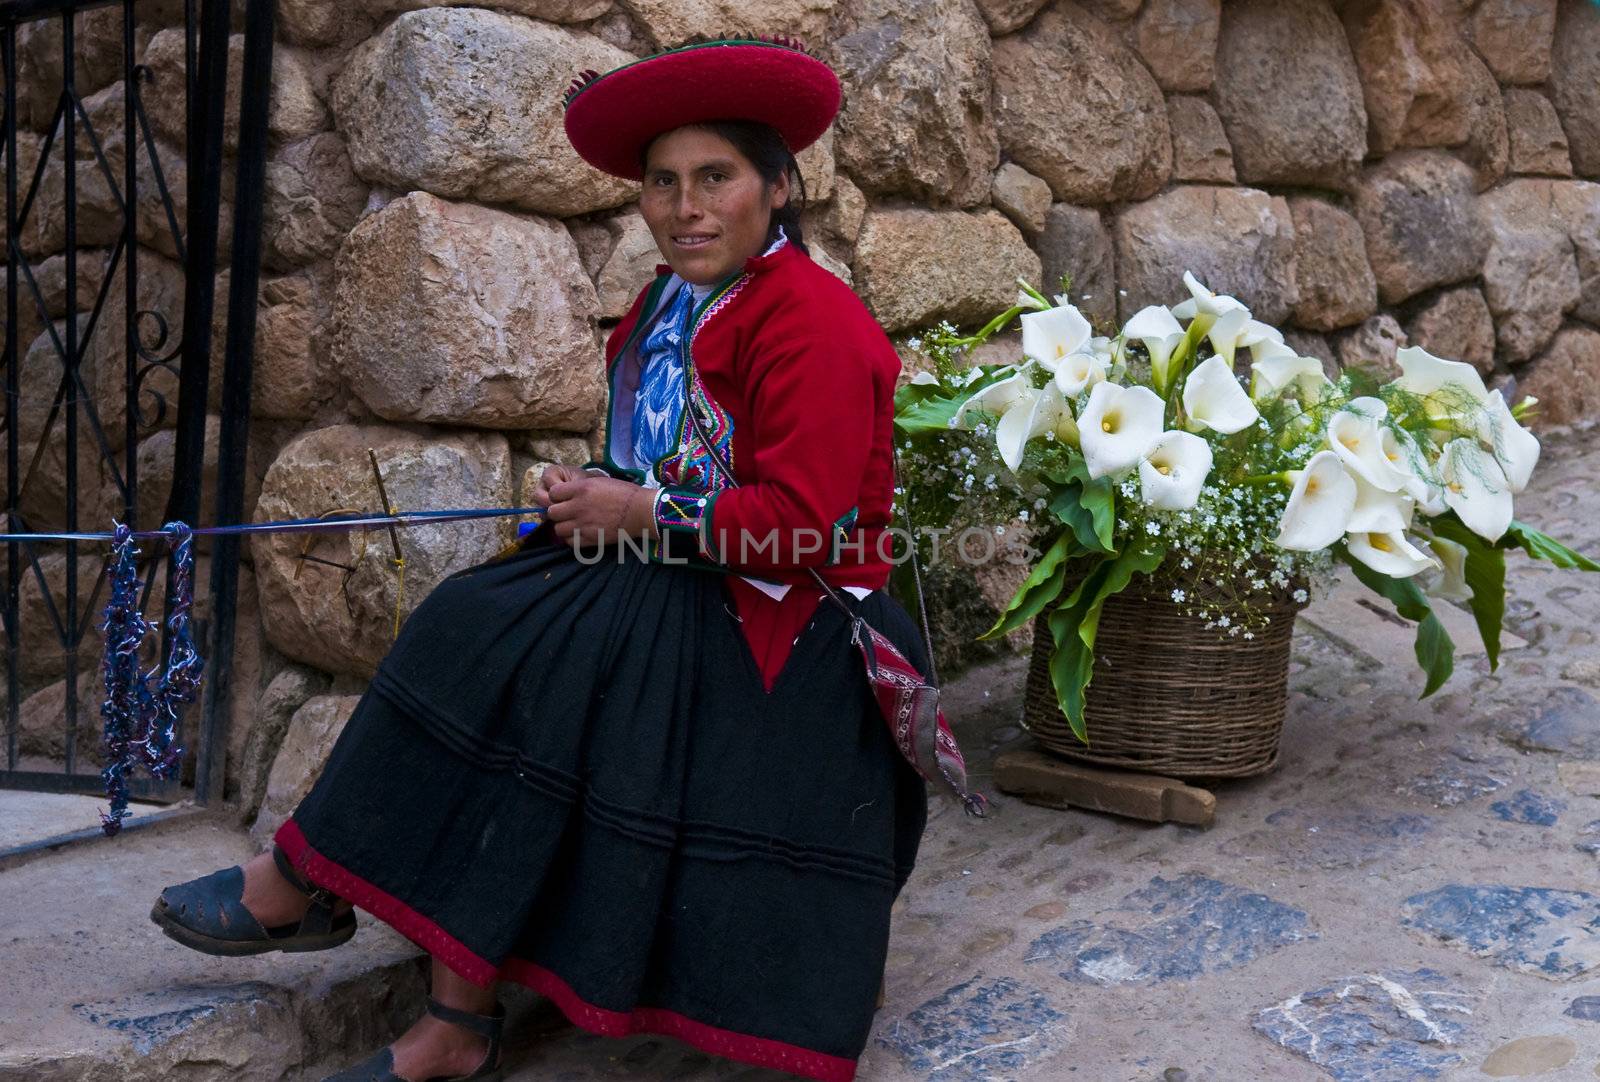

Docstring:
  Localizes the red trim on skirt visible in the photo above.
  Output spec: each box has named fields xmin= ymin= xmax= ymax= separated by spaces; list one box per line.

xmin=273 ymin=818 xmax=859 ymax=1082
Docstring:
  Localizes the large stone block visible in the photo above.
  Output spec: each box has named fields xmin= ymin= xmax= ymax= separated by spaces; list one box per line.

xmin=252 ymin=694 xmax=363 ymax=840
xmin=1131 ymin=0 xmax=1219 ymax=92
xmin=331 ymin=10 xmax=637 ymax=218
xmin=1479 ymin=179 xmax=1581 ymax=363
xmin=11 ymin=7 xmax=125 ymax=132
xmin=15 ymin=556 xmax=107 ymax=687
xmin=1547 ymin=180 xmax=1600 ymax=325
xmin=1353 ymin=150 xmax=1488 ymax=305
xmin=1288 ymin=197 xmax=1377 ymax=332
xmin=16 ymin=670 xmax=102 ymax=768
xmin=1341 ymin=0 xmax=1478 ymax=155
xmin=1505 ymin=89 xmax=1575 ymax=178
xmin=251 ymin=423 xmax=514 ymax=678
xmin=991 ymin=163 xmax=1052 ymax=236
xmin=1403 ymin=286 xmax=1496 ymax=376
xmin=1334 ymin=313 xmax=1407 ymax=379
xmin=364 ymin=0 xmax=611 ymax=23
xmin=992 ymin=4 xmax=1170 ymax=205
xmin=973 ymin=0 xmax=1052 ymax=34
xmin=853 ymin=208 xmax=1041 ymax=334
xmin=619 ymin=0 xmax=835 ymax=48
xmin=144 ymin=30 xmax=327 ymax=153
xmin=593 ymin=209 xmax=663 ymax=321
xmin=332 ymin=191 xmax=604 ymax=431
xmin=263 ymin=133 xmax=368 ymax=272
xmin=1458 ymin=46 xmax=1510 ymax=190
xmin=1549 ymin=0 xmax=1600 ymax=178
xmin=1469 ymin=0 xmax=1557 ymax=85
xmin=1166 ymin=95 xmax=1235 ymax=183
xmin=1113 ymin=185 xmax=1297 ymax=325
xmin=233 ymin=664 xmax=330 ymax=824
xmin=253 ymin=269 xmax=337 ymax=423
xmin=1213 ymin=0 xmax=1367 ymax=192
xmin=827 ymin=0 xmax=999 ymax=208
xmin=1519 ymin=326 xmax=1600 ymax=428
xmin=1037 ymin=204 xmax=1117 ymax=331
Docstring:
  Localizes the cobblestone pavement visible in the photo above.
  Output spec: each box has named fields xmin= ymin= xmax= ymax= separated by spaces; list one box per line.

xmin=502 ymin=430 xmax=1600 ymax=1081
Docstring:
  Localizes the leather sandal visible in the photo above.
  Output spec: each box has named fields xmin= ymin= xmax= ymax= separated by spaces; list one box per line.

xmin=149 ymin=843 xmax=357 ymax=956
xmin=321 ymin=995 xmax=506 ymax=1081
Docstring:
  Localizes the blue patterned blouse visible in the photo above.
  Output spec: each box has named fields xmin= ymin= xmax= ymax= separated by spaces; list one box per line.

xmin=631 ymin=281 xmax=695 ymax=475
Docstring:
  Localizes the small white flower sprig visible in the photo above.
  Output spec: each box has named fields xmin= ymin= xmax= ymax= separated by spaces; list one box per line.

xmin=894 ymin=272 xmax=1600 ymax=742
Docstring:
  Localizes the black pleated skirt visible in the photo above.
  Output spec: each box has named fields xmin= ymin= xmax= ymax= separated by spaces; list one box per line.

xmin=274 ymin=531 xmax=931 ymax=1081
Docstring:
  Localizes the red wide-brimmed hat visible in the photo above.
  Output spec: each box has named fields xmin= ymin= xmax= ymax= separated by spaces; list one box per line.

xmin=562 ymin=36 xmax=841 ymax=181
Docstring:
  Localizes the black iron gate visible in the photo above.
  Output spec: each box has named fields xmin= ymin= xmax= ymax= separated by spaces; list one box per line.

xmin=0 ymin=0 xmax=273 ymax=815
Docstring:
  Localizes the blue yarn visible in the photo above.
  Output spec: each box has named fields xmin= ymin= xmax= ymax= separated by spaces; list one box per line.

xmin=98 ymin=522 xmax=202 ymax=836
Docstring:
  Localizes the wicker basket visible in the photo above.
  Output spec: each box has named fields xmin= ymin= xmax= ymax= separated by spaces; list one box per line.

xmin=1021 ymin=562 xmax=1307 ymax=779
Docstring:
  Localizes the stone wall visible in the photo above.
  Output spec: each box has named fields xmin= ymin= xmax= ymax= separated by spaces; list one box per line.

xmin=10 ymin=0 xmax=1600 ymax=813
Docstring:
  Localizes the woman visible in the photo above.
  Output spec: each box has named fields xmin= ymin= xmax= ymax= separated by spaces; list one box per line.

xmin=150 ymin=36 xmax=947 ymax=1082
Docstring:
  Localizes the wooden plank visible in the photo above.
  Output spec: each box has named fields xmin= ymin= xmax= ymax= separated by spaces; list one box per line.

xmin=993 ymin=745 xmax=1216 ymax=826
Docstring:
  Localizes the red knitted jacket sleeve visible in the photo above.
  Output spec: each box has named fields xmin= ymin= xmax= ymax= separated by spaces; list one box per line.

xmin=695 ymin=334 xmax=875 ymax=572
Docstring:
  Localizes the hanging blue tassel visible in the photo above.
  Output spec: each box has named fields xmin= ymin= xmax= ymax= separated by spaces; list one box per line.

xmin=98 ymin=521 xmax=204 ymax=836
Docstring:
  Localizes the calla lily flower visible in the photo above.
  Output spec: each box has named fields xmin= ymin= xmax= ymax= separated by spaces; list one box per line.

xmin=1182 ymin=354 xmax=1261 ymax=435
xmin=1123 ymin=305 xmax=1187 ymax=391
xmin=952 ymin=367 xmax=1032 ymax=428
xmin=1439 ymin=437 xmax=1513 ymax=542
xmin=1394 ymin=344 xmax=1489 ymax=420
xmin=1078 ymin=382 xmax=1166 ymax=479
xmin=1016 ymin=288 xmax=1049 ymax=311
xmin=1053 ymin=349 xmax=1110 ymax=396
xmin=1171 ymin=270 xmax=1249 ymax=321
xmin=1421 ymin=536 xmax=1473 ymax=602
xmin=1275 ymin=450 xmax=1359 ymax=551
xmin=1021 ymin=305 xmax=1093 ymax=370
xmin=995 ymin=380 xmax=1079 ymax=471
xmin=1251 ymin=342 xmax=1332 ymax=402
xmin=1138 ymin=430 xmax=1214 ymax=510
xmin=1346 ymin=530 xmax=1441 ymax=579
xmin=1202 ymin=309 xmax=1251 ymax=368
xmin=1477 ymin=389 xmax=1540 ymax=494
xmin=1327 ymin=398 xmax=1412 ymax=492
xmin=1347 ymin=473 xmax=1415 ymax=533
xmin=908 ymin=370 xmax=941 ymax=386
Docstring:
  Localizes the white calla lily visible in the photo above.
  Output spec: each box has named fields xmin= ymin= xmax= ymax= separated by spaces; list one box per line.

xmin=1203 ymin=309 xmax=1251 ymax=367
xmin=1078 ymin=382 xmax=1166 ymax=479
xmin=1421 ymin=536 xmax=1473 ymax=602
xmin=1438 ymin=437 xmax=1514 ymax=542
xmin=1275 ymin=450 xmax=1359 ymax=551
xmin=1477 ymin=389 xmax=1541 ymax=494
xmin=1182 ymin=354 xmax=1261 ymax=434
xmin=994 ymin=380 xmax=1079 ymax=471
xmin=1138 ymin=430 xmax=1214 ymax=510
xmin=1251 ymin=343 xmax=1332 ymax=402
xmin=1171 ymin=270 xmax=1249 ymax=320
xmin=1394 ymin=344 xmax=1489 ymax=419
xmin=1327 ymin=398 xmax=1411 ymax=492
xmin=1016 ymin=287 xmax=1049 ymax=311
xmin=908 ymin=370 xmax=941 ymax=386
xmin=1123 ymin=305 xmax=1187 ymax=389
xmin=952 ymin=367 xmax=1032 ymax=428
xmin=1053 ymin=349 xmax=1110 ymax=396
xmin=1021 ymin=305 xmax=1093 ymax=370
xmin=1347 ymin=473 xmax=1415 ymax=533
xmin=1346 ymin=530 xmax=1441 ymax=579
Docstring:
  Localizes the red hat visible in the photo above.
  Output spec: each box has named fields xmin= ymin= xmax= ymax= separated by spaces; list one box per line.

xmin=562 ymin=36 xmax=841 ymax=181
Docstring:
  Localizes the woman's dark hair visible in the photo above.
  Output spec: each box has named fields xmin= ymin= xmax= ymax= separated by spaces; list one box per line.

xmin=639 ymin=119 xmax=810 ymax=255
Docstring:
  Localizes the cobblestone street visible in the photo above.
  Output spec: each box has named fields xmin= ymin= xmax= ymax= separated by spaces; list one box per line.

xmin=4 ymin=432 xmax=1599 ymax=1082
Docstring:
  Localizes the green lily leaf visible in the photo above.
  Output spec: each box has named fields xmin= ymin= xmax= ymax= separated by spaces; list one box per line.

xmin=980 ymin=530 xmax=1080 ymax=641
xmin=893 ymin=394 xmax=968 ymax=434
xmin=1047 ymin=457 xmax=1116 ymax=554
xmin=1429 ymin=514 xmax=1508 ymax=671
xmin=1500 ymin=520 xmax=1600 ymax=572
xmin=1047 ymin=545 xmax=1166 ymax=742
xmin=1343 ymin=548 xmax=1455 ymax=697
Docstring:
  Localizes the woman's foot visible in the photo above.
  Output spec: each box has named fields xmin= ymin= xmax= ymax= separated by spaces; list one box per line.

xmin=323 ymin=995 xmax=504 ymax=1081
xmin=387 ymin=1009 xmax=495 ymax=1081
xmin=238 ymin=848 xmax=355 ymax=928
xmin=151 ymin=844 xmax=359 ymax=956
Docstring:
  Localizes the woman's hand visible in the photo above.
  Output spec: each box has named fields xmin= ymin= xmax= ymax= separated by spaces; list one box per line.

xmin=543 ymin=475 xmax=659 ymax=548
xmin=529 ymin=464 xmax=583 ymax=509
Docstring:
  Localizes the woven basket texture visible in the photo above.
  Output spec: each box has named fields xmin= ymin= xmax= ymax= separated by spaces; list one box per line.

xmin=1022 ymin=562 xmax=1306 ymax=779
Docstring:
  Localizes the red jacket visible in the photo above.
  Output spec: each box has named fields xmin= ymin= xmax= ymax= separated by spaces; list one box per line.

xmin=591 ymin=239 xmax=901 ymax=591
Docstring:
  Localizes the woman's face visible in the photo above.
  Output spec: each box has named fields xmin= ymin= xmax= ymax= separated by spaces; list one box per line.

xmin=639 ymin=126 xmax=789 ymax=287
